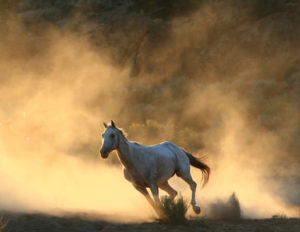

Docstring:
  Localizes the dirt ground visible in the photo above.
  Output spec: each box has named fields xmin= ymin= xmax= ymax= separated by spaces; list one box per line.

xmin=1 ymin=211 xmax=300 ymax=232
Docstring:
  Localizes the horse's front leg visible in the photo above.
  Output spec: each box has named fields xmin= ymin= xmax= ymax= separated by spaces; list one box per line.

xmin=133 ymin=184 xmax=159 ymax=213
xmin=149 ymin=183 xmax=160 ymax=203
xmin=123 ymin=169 xmax=159 ymax=214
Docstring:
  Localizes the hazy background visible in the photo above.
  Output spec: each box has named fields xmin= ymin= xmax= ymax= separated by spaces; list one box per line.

xmin=0 ymin=0 xmax=299 ymax=221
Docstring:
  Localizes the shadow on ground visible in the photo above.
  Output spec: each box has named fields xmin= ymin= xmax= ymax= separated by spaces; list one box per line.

xmin=1 ymin=211 xmax=300 ymax=232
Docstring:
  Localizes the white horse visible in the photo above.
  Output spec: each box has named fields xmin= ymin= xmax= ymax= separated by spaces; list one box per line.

xmin=100 ymin=120 xmax=210 ymax=214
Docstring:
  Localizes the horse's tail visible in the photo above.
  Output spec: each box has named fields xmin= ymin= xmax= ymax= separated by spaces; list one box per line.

xmin=184 ymin=151 xmax=210 ymax=187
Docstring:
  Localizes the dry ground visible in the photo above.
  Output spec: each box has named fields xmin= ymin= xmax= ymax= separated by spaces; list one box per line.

xmin=1 ymin=211 xmax=300 ymax=232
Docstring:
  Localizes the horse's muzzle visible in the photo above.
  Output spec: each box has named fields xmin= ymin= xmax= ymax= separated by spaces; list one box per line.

xmin=100 ymin=149 xmax=109 ymax=159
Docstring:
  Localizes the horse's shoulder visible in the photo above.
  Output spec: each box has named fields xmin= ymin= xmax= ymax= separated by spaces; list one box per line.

xmin=131 ymin=142 xmax=149 ymax=151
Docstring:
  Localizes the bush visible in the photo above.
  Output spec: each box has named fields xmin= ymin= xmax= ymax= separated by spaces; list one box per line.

xmin=157 ymin=195 xmax=188 ymax=224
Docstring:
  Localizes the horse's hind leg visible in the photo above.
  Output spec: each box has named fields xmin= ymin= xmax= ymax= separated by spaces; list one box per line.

xmin=158 ymin=181 xmax=177 ymax=199
xmin=179 ymin=170 xmax=201 ymax=214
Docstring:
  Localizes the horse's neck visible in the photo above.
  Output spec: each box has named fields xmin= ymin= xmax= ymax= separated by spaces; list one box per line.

xmin=116 ymin=135 xmax=135 ymax=170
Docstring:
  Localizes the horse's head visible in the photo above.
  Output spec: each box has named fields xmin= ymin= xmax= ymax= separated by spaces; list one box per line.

xmin=100 ymin=120 xmax=119 ymax=159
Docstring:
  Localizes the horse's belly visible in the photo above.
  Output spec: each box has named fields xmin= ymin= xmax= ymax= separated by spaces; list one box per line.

xmin=124 ymin=169 xmax=149 ymax=187
xmin=133 ymin=176 xmax=148 ymax=187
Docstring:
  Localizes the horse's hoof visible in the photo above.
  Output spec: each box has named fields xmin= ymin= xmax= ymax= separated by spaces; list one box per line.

xmin=193 ymin=206 xmax=201 ymax=214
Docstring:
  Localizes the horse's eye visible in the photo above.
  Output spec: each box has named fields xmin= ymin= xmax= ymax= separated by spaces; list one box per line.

xmin=110 ymin=134 xmax=115 ymax=139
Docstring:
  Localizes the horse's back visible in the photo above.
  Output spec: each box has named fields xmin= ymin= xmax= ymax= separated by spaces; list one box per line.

xmin=147 ymin=141 xmax=188 ymax=161
xmin=148 ymin=141 xmax=190 ymax=180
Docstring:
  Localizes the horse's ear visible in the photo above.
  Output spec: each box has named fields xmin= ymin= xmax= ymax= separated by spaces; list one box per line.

xmin=103 ymin=122 xmax=108 ymax=128
xmin=111 ymin=120 xmax=116 ymax=128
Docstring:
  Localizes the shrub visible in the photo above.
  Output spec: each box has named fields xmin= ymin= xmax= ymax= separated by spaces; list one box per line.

xmin=157 ymin=195 xmax=188 ymax=224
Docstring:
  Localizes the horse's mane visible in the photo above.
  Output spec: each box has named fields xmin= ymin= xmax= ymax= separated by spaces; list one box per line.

xmin=114 ymin=127 xmax=127 ymax=139
xmin=118 ymin=129 xmax=126 ymax=138
xmin=115 ymin=127 xmax=140 ymax=145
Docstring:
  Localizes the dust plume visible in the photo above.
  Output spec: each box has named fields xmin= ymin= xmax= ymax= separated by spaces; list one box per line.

xmin=127 ymin=1 xmax=300 ymax=218
xmin=207 ymin=193 xmax=241 ymax=220
xmin=169 ymin=81 xmax=299 ymax=218
xmin=0 ymin=0 xmax=299 ymax=221
xmin=0 ymin=25 xmax=153 ymax=221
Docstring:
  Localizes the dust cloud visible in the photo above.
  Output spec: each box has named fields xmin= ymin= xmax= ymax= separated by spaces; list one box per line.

xmin=0 ymin=26 xmax=153 ymax=221
xmin=169 ymin=89 xmax=299 ymax=218
xmin=206 ymin=193 xmax=241 ymax=220
xmin=0 ymin=0 xmax=299 ymax=222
